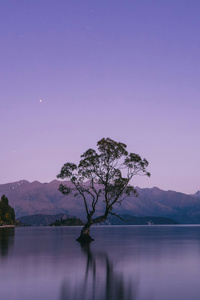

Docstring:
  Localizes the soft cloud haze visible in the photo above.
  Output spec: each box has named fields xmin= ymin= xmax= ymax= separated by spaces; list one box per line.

xmin=1 ymin=1 xmax=200 ymax=194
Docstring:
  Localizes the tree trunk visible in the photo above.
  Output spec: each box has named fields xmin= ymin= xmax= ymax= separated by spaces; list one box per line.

xmin=76 ymin=213 xmax=109 ymax=243
xmin=76 ymin=221 xmax=94 ymax=243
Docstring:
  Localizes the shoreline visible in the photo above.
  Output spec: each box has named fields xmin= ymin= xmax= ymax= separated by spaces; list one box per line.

xmin=0 ymin=225 xmax=15 ymax=228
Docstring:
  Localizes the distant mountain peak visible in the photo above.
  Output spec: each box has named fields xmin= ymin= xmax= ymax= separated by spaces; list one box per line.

xmin=0 ymin=180 xmax=30 ymax=191
xmin=0 ymin=179 xmax=30 ymax=186
xmin=193 ymin=191 xmax=200 ymax=198
xmin=151 ymin=187 xmax=161 ymax=191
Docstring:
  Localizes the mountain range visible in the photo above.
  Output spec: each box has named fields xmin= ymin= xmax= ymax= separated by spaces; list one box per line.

xmin=0 ymin=180 xmax=200 ymax=224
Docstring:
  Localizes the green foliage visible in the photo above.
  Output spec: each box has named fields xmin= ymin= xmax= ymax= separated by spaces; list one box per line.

xmin=0 ymin=195 xmax=15 ymax=225
xmin=57 ymin=137 xmax=150 ymax=228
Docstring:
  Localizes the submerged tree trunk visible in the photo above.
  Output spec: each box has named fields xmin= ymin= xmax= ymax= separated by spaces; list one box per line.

xmin=77 ymin=213 xmax=108 ymax=243
xmin=76 ymin=221 xmax=94 ymax=243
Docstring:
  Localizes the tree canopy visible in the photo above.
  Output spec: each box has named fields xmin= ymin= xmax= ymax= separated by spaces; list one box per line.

xmin=57 ymin=137 xmax=150 ymax=242
xmin=0 ymin=195 xmax=15 ymax=225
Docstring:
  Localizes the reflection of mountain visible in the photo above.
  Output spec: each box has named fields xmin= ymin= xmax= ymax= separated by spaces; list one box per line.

xmin=1 ymin=180 xmax=200 ymax=223
xmin=0 ymin=227 xmax=15 ymax=257
xmin=59 ymin=243 xmax=138 ymax=300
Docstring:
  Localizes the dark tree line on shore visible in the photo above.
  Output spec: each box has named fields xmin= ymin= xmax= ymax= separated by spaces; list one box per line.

xmin=0 ymin=195 xmax=15 ymax=225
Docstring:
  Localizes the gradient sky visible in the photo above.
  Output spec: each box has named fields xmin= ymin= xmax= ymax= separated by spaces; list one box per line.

xmin=1 ymin=0 xmax=200 ymax=194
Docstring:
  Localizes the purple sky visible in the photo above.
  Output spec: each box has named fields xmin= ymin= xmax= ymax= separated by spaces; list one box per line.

xmin=1 ymin=1 xmax=200 ymax=194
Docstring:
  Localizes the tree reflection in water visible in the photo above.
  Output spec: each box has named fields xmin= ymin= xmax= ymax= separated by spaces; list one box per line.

xmin=0 ymin=227 xmax=15 ymax=257
xmin=60 ymin=243 xmax=138 ymax=300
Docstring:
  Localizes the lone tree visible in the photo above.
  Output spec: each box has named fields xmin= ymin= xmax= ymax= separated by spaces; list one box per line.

xmin=57 ymin=137 xmax=150 ymax=243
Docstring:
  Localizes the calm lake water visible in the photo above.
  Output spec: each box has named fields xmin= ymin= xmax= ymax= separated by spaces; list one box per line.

xmin=0 ymin=225 xmax=200 ymax=300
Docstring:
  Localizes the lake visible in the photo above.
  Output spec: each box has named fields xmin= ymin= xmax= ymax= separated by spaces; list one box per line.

xmin=0 ymin=225 xmax=200 ymax=300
